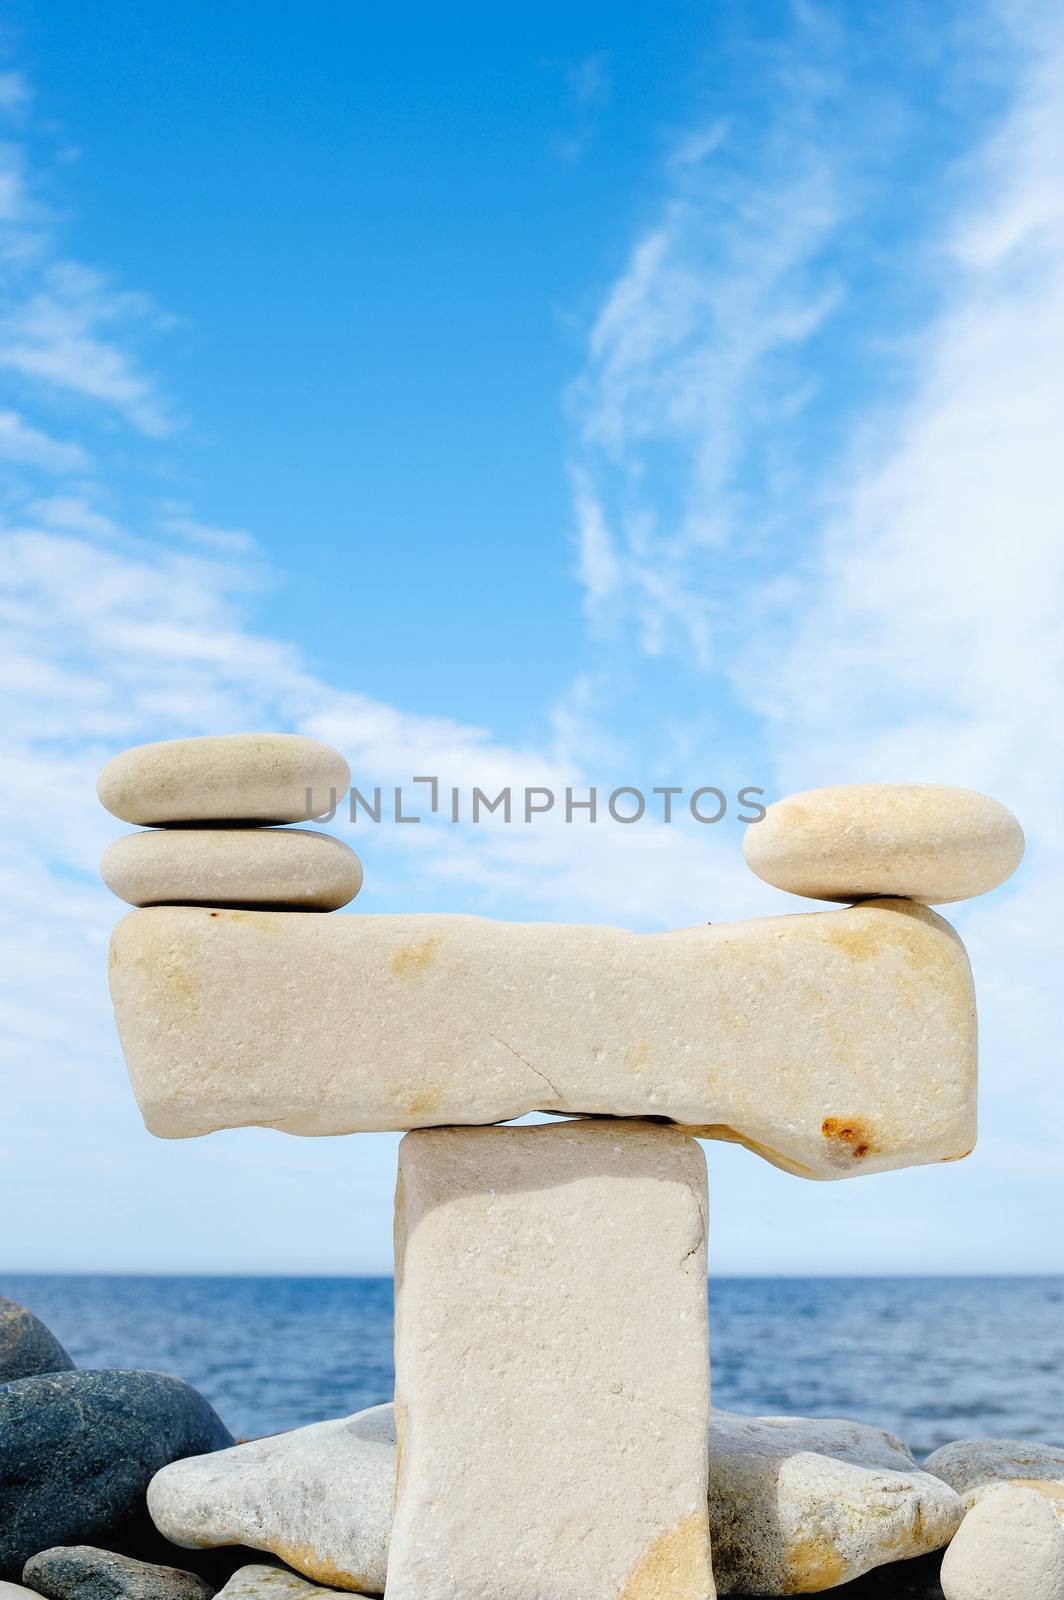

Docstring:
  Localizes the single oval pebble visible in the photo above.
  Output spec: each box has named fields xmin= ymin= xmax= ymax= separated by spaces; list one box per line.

xmin=940 ymin=1485 xmax=1064 ymax=1600
xmin=101 ymin=829 xmax=363 ymax=911
xmin=924 ymin=1437 xmax=1064 ymax=1510
xmin=97 ymin=734 xmax=350 ymax=826
xmin=743 ymin=783 xmax=1024 ymax=904
xmin=22 ymin=1546 xmax=214 ymax=1600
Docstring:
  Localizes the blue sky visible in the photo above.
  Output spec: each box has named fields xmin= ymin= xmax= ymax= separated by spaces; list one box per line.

xmin=2 ymin=0 xmax=1061 ymax=1274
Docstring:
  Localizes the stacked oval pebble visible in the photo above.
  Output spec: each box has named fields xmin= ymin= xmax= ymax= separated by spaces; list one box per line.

xmin=742 ymin=781 xmax=1025 ymax=905
xmin=98 ymin=734 xmax=362 ymax=912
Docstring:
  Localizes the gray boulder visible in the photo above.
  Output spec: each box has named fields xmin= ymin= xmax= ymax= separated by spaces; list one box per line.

xmin=0 ymin=1299 xmax=75 ymax=1384
xmin=22 ymin=1546 xmax=214 ymax=1600
xmin=0 ymin=1370 xmax=233 ymax=1580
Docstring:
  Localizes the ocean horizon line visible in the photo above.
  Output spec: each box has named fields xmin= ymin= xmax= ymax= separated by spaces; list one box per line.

xmin=5 ymin=1269 xmax=1064 ymax=1282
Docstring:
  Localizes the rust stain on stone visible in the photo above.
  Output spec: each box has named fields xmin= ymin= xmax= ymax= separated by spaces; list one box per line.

xmin=406 ymin=1083 xmax=445 ymax=1119
xmin=160 ymin=963 xmax=195 ymax=1008
xmin=272 ymin=1538 xmax=372 ymax=1593
xmin=783 ymin=1534 xmax=847 ymax=1592
xmin=390 ymin=935 xmax=443 ymax=977
xmin=618 ymin=1509 xmax=714 ymax=1600
xmin=1012 ymin=1477 xmax=1064 ymax=1502
xmin=821 ymin=1116 xmax=879 ymax=1162
xmin=819 ymin=920 xmax=883 ymax=963
xmin=626 ymin=1039 xmax=650 ymax=1073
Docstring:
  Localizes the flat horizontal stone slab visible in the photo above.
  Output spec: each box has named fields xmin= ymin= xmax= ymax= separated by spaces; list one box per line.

xmin=744 ymin=783 xmax=1023 ymax=904
xmin=388 ymin=1121 xmax=713 ymax=1600
xmin=97 ymin=735 xmax=349 ymax=825
xmin=108 ymin=899 xmax=977 ymax=1178
xmin=101 ymin=829 xmax=363 ymax=910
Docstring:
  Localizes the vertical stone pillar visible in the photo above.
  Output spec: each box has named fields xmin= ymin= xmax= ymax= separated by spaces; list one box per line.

xmin=387 ymin=1119 xmax=714 ymax=1600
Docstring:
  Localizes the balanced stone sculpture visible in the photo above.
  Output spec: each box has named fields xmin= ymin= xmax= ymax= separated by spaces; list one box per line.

xmin=98 ymin=736 xmax=1024 ymax=1599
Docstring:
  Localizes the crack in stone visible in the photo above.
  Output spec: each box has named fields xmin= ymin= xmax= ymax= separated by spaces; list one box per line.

xmin=680 ymin=1237 xmax=703 ymax=1269
xmin=486 ymin=1032 xmax=563 ymax=1104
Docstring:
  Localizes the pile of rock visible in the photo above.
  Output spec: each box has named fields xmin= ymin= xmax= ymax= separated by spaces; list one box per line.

xmin=146 ymin=1400 xmax=969 ymax=1594
xmin=77 ymin=736 xmax=1060 ymax=1597
xmin=7 ymin=1280 xmax=1061 ymax=1600
xmin=0 ymin=1295 xmax=237 ymax=1598
xmin=98 ymin=734 xmax=361 ymax=912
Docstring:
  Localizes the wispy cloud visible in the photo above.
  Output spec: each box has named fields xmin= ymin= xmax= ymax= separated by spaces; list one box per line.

xmin=567 ymin=14 xmax=852 ymax=666
xmin=562 ymin=0 xmax=1064 ymax=1201
xmin=543 ymin=51 xmax=611 ymax=163
xmin=0 ymin=408 xmax=88 ymax=471
xmin=0 ymin=103 xmax=174 ymax=436
xmin=0 ymin=261 xmax=175 ymax=435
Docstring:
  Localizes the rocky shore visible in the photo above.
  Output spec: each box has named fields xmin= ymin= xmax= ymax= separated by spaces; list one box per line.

xmin=3 ymin=1292 xmax=1061 ymax=1598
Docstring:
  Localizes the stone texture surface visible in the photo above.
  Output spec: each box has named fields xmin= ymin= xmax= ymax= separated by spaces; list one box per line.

xmin=22 ymin=1546 xmax=214 ymax=1600
xmin=743 ymin=783 xmax=1023 ymax=905
xmin=939 ymin=1485 xmax=1064 ymax=1600
xmin=388 ymin=1120 xmax=714 ymax=1600
xmin=0 ymin=1297 xmax=74 ymax=1384
xmin=148 ymin=1406 xmax=394 ymax=1594
xmin=215 ymin=1570 xmax=339 ymax=1597
xmin=97 ymin=735 xmax=349 ymax=826
xmin=101 ymin=828 xmax=363 ymax=911
xmin=109 ymin=898 xmax=977 ymax=1180
xmin=924 ymin=1438 xmax=1064 ymax=1510
xmin=0 ymin=1369 xmax=233 ymax=1580
xmin=0 ymin=1586 xmax=39 ymax=1597
xmin=708 ymin=1412 xmax=964 ymax=1595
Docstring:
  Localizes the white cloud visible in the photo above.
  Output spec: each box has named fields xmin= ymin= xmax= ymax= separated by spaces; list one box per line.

xmin=0 ymin=409 xmax=88 ymax=471
xmin=0 ymin=120 xmax=173 ymax=436
xmin=567 ymin=14 xmax=848 ymax=666
xmin=0 ymin=263 xmax=175 ymax=435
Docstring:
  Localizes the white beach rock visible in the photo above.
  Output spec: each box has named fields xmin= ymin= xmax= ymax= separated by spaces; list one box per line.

xmin=387 ymin=1120 xmax=714 ymax=1600
xmin=709 ymin=1412 xmax=964 ymax=1594
xmin=924 ymin=1437 xmax=1064 ymax=1510
xmin=109 ymin=897 xmax=977 ymax=1180
xmin=101 ymin=828 xmax=363 ymax=910
xmin=215 ymin=1567 xmax=346 ymax=1597
xmin=744 ymin=783 xmax=1024 ymax=904
xmin=97 ymin=735 xmax=349 ymax=825
xmin=939 ymin=1485 xmax=1064 ymax=1600
xmin=0 ymin=1586 xmax=41 ymax=1597
xmin=148 ymin=1405 xmax=393 ymax=1593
